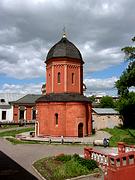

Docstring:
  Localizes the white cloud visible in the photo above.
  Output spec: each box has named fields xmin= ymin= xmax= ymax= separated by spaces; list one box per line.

xmin=0 ymin=83 xmax=42 ymax=94
xmin=0 ymin=0 xmax=134 ymax=94
xmin=84 ymin=77 xmax=118 ymax=96
xmin=0 ymin=39 xmax=47 ymax=79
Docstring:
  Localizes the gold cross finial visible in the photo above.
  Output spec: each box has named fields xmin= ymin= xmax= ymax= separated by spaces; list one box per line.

xmin=62 ymin=26 xmax=66 ymax=38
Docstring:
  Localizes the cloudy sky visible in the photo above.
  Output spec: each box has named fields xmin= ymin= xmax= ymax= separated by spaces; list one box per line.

xmin=0 ymin=0 xmax=134 ymax=96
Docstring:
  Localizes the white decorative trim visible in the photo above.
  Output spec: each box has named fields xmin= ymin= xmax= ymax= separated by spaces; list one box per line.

xmin=52 ymin=65 xmax=54 ymax=93
xmin=64 ymin=64 xmax=67 ymax=92
xmin=78 ymin=67 xmax=80 ymax=93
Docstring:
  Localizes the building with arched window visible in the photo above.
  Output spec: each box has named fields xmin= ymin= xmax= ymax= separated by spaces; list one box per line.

xmin=36 ymin=34 xmax=92 ymax=137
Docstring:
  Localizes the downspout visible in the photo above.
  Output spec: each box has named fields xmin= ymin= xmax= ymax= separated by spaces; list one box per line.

xmin=36 ymin=121 xmax=40 ymax=136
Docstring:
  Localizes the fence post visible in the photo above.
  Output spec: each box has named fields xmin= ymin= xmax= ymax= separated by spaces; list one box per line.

xmin=118 ymin=142 xmax=126 ymax=154
xmin=84 ymin=147 xmax=93 ymax=159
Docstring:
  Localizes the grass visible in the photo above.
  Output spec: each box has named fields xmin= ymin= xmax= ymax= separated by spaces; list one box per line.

xmin=103 ymin=127 xmax=135 ymax=146
xmin=33 ymin=154 xmax=99 ymax=180
xmin=5 ymin=137 xmax=47 ymax=145
xmin=0 ymin=124 xmax=20 ymax=129
xmin=0 ymin=127 xmax=34 ymax=137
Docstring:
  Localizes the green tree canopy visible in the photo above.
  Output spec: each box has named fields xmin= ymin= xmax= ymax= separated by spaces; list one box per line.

xmin=100 ymin=96 xmax=114 ymax=108
xmin=115 ymin=36 xmax=135 ymax=127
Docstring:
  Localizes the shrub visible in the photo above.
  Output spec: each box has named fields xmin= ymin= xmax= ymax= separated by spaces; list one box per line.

xmin=73 ymin=154 xmax=98 ymax=170
xmin=55 ymin=154 xmax=72 ymax=162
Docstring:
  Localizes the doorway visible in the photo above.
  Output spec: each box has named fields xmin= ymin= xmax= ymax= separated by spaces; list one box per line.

xmin=78 ymin=123 xmax=83 ymax=137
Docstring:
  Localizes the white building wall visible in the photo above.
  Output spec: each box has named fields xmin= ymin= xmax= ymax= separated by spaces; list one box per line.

xmin=0 ymin=107 xmax=13 ymax=122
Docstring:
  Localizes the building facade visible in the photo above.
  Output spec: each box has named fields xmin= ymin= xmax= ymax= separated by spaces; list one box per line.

xmin=0 ymin=93 xmax=24 ymax=122
xmin=36 ymin=34 xmax=92 ymax=137
xmin=12 ymin=94 xmax=41 ymax=123
xmin=92 ymin=108 xmax=123 ymax=130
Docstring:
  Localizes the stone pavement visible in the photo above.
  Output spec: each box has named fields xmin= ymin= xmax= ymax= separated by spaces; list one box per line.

xmin=0 ymin=130 xmax=114 ymax=180
xmin=0 ymin=136 xmax=117 ymax=180
xmin=19 ymin=130 xmax=112 ymax=144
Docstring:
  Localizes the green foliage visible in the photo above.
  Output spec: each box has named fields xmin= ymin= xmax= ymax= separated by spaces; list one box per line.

xmin=33 ymin=154 xmax=99 ymax=180
xmin=121 ymin=36 xmax=135 ymax=61
xmin=88 ymin=95 xmax=95 ymax=102
xmin=73 ymin=154 xmax=98 ymax=171
xmin=0 ymin=127 xmax=34 ymax=137
xmin=100 ymin=96 xmax=115 ymax=108
xmin=5 ymin=137 xmax=43 ymax=144
xmin=104 ymin=127 xmax=135 ymax=146
xmin=116 ymin=92 xmax=135 ymax=127
xmin=115 ymin=62 xmax=135 ymax=96
xmin=115 ymin=36 xmax=135 ymax=127
xmin=55 ymin=154 xmax=72 ymax=162
xmin=53 ymin=159 xmax=90 ymax=180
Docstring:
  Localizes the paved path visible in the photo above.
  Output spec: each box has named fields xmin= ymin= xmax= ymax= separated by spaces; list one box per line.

xmin=0 ymin=130 xmax=113 ymax=180
xmin=19 ymin=130 xmax=112 ymax=144
xmin=0 ymin=137 xmax=115 ymax=180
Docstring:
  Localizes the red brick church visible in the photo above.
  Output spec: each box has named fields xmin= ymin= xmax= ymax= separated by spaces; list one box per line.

xmin=36 ymin=33 xmax=92 ymax=137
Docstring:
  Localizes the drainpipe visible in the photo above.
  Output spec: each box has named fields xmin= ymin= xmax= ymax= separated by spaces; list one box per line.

xmin=36 ymin=121 xmax=40 ymax=136
xmin=35 ymin=120 xmax=37 ymax=137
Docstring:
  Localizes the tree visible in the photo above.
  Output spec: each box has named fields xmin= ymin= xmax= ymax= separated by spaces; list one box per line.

xmin=115 ymin=37 xmax=135 ymax=127
xmin=88 ymin=95 xmax=95 ymax=103
xmin=100 ymin=96 xmax=114 ymax=108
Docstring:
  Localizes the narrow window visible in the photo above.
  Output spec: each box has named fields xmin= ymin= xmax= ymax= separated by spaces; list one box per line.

xmin=19 ymin=110 xmax=24 ymax=119
xmin=72 ymin=73 xmax=75 ymax=84
xmin=58 ymin=72 xmax=60 ymax=83
xmin=32 ymin=109 xmax=36 ymax=120
xmin=19 ymin=106 xmax=25 ymax=119
xmin=2 ymin=111 xmax=6 ymax=120
xmin=55 ymin=113 xmax=58 ymax=125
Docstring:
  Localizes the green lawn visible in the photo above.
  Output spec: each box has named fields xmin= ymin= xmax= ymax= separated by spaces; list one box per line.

xmin=5 ymin=137 xmax=46 ymax=145
xmin=33 ymin=154 xmax=100 ymax=180
xmin=0 ymin=124 xmax=20 ymax=129
xmin=0 ymin=127 xmax=34 ymax=137
xmin=103 ymin=127 xmax=135 ymax=146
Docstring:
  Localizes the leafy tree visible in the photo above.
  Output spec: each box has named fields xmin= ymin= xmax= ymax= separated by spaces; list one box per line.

xmin=100 ymin=96 xmax=114 ymax=108
xmin=88 ymin=95 xmax=95 ymax=102
xmin=115 ymin=37 xmax=135 ymax=127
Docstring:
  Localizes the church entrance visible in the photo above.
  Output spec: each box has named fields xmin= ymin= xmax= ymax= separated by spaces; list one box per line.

xmin=78 ymin=123 xmax=83 ymax=137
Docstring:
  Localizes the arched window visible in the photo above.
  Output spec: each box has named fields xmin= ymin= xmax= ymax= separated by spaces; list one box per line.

xmin=55 ymin=113 xmax=58 ymax=125
xmin=58 ymin=72 xmax=61 ymax=83
xmin=72 ymin=73 xmax=75 ymax=84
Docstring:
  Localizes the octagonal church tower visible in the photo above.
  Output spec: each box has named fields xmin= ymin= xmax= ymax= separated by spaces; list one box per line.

xmin=36 ymin=34 xmax=92 ymax=137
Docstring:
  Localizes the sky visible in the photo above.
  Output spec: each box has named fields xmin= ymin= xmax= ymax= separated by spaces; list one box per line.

xmin=0 ymin=0 xmax=134 ymax=96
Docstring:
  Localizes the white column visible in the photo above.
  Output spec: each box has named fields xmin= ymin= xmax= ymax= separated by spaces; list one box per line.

xmin=78 ymin=66 xmax=80 ymax=93
xmin=64 ymin=64 xmax=67 ymax=92
xmin=52 ymin=65 xmax=54 ymax=93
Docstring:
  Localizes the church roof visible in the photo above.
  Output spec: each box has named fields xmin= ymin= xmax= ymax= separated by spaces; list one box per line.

xmin=12 ymin=94 xmax=42 ymax=105
xmin=46 ymin=37 xmax=83 ymax=63
xmin=36 ymin=93 xmax=90 ymax=103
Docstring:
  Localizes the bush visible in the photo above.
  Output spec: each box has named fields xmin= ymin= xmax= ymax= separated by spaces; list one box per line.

xmin=73 ymin=154 xmax=98 ymax=170
xmin=55 ymin=154 xmax=72 ymax=162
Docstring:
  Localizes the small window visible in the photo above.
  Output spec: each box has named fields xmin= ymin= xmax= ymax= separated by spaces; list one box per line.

xmin=72 ymin=73 xmax=75 ymax=84
xmin=55 ymin=113 xmax=58 ymax=125
xmin=1 ymin=99 xmax=5 ymax=103
xmin=32 ymin=109 xmax=36 ymax=120
xmin=2 ymin=111 xmax=6 ymax=120
xmin=58 ymin=72 xmax=61 ymax=83
xmin=19 ymin=110 xmax=24 ymax=120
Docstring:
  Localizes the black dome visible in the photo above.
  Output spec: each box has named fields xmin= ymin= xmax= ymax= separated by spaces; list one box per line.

xmin=46 ymin=37 xmax=83 ymax=63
